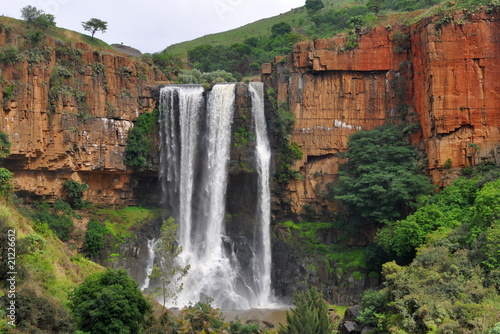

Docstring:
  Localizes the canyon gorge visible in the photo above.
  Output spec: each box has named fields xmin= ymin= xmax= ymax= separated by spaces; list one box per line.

xmin=1 ymin=9 xmax=500 ymax=306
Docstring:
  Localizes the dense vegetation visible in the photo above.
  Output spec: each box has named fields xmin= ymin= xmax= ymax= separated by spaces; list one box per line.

xmin=331 ymin=124 xmax=434 ymax=224
xmin=125 ymin=109 xmax=159 ymax=169
xmin=356 ymin=167 xmax=500 ymax=333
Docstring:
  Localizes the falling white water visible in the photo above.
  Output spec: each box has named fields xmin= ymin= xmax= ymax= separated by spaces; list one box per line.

xmin=249 ymin=82 xmax=273 ymax=306
xmin=158 ymin=83 xmax=274 ymax=310
xmin=140 ymin=238 xmax=158 ymax=291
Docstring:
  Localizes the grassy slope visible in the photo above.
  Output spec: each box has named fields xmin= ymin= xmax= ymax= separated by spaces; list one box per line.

xmin=0 ymin=199 xmax=103 ymax=303
xmin=163 ymin=0 xmax=364 ymax=56
xmin=0 ymin=16 xmax=115 ymax=53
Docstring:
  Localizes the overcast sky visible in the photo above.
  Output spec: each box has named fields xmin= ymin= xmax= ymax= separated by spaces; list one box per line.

xmin=1 ymin=0 xmax=306 ymax=54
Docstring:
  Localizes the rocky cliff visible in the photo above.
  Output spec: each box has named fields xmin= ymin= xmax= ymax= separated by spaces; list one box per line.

xmin=263 ymin=10 xmax=500 ymax=218
xmin=0 ymin=24 xmax=166 ymax=204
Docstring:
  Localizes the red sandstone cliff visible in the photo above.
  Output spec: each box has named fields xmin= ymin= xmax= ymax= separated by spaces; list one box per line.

xmin=264 ymin=10 xmax=500 ymax=216
xmin=0 ymin=23 xmax=167 ymax=204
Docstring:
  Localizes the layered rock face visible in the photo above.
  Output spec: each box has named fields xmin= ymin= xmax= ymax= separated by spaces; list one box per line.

xmin=264 ymin=11 xmax=500 ymax=217
xmin=0 ymin=30 xmax=166 ymax=204
xmin=411 ymin=11 xmax=500 ymax=184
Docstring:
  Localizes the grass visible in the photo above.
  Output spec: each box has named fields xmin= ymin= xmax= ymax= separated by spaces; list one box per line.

xmin=93 ymin=206 xmax=162 ymax=240
xmin=163 ymin=0 xmax=368 ymax=56
xmin=278 ymin=220 xmax=367 ymax=276
xmin=0 ymin=198 xmax=103 ymax=304
xmin=162 ymin=0 xmax=451 ymax=58
xmin=0 ymin=16 xmax=115 ymax=53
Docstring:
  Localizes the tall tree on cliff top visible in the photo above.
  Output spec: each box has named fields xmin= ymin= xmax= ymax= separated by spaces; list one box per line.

xmin=82 ymin=18 xmax=108 ymax=39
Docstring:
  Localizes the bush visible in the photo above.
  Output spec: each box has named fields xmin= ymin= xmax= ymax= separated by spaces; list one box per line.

xmin=125 ymin=109 xmax=159 ymax=169
xmin=0 ymin=168 xmax=13 ymax=198
xmin=278 ymin=288 xmax=333 ymax=334
xmin=31 ymin=200 xmax=76 ymax=241
xmin=84 ymin=221 xmax=109 ymax=257
xmin=332 ymin=124 xmax=434 ymax=223
xmin=3 ymin=288 xmax=74 ymax=333
xmin=62 ymin=180 xmax=88 ymax=209
xmin=69 ymin=269 xmax=151 ymax=334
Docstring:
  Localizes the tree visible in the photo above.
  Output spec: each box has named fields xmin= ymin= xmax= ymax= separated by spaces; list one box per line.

xmin=82 ymin=18 xmax=108 ymax=39
xmin=271 ymin=22 xmax=292 ymax=37
xmin=62 ymin=179 xmax=88 ymax=209
xmin=305 ymin=0 xmax=325 ymax=13
xmin=149 ymin=217 xmax=189 ymax=310
xmin=367 ymin=0 xmax=384 ymax=15
xmin=278 ymin=288 xmax=334 ymax=334
xmin=69 ymin=268 xmax=151 ymax=334
xmin=20 ymin=5 xmax=55 ymax=30
xmin=333 ymin=124 xmax=434 ymax=223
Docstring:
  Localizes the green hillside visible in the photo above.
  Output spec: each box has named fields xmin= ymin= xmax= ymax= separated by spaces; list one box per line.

xmin=163 ymin=0 xmax=443 ymax=57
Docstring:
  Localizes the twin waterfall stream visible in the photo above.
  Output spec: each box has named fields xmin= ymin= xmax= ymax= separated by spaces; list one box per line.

xmin=143 ymin=83 xmax=273 ymax=310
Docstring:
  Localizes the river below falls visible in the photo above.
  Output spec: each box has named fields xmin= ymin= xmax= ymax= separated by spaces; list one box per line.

xmin=170 ymin=308 xmax=289 ymax=328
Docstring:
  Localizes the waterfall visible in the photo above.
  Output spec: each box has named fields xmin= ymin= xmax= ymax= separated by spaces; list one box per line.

xmin=158 ymin=83 xmax=273 ymax=310
xmin=249 ymin=82 xmax=272 ymax=306
xmin=140 ymin=238 xmax=158 ymax=291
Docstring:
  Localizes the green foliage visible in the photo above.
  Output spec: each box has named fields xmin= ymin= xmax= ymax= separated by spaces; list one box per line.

xmin=271 ymin=22 xmax=292 ymax=37
xmin=184 ymin=24 xmax=301 ymax=78
xmin=392 ymin=30 xmax=411 ymax=53
xmin=176 ymin=68 xmax=236 ymax=85
xmin=332 ymin=124 xmax=434 ymax=223
xmin=233 ymin=126 xmax=255 ymax=147
xmin=379 ymin=247 xmax=499 ymax=334
xmin=125 ymin=109 xmax=159 ymax=169
xmin=305 ymin=0 xmax=325 ymax=13
xmin=20 ymin=5 xmax=56 ymax=31
xmin=0 ymin=46 xmax=23 ymax=65
xmin=310 ymin=6 xmax=370 ymax=38
xmin=2 ymin=288 xmax=74 ymax=333
xmin=148 ymin=51 xmax=184 ymax=80
xmin=176 ymin=300 xmax=226 ymax=333
xmin=30 ymin=199 xmax=78 ymax=241
xmin=356 ymin=289 xmax=387 ymax=326
xmin=69 ymin=268 xmax=151 ymax=334
xmin=384 ymin=0 xmax=441 ymax=11
xmin=62 ymin=179 xmax=89 ymax=209
xmin=367 ymin=0 xmax=384 ymax=15
xmin=278 ymin=288 xmax=334 ymax=334
xmin=444 ymin=157 xmax=453 ymax=169
xmin=84 ymin=220 xmax=110 ymax=258
xmin=0 ymin=168 xmax=13 ymax=198
xmin=81 ymin=18 xmax=108 ymax=38
xmin=364 ymin=170 xmax=500 ymax=333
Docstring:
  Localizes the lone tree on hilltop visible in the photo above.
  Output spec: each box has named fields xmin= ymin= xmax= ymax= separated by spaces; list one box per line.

xmin=82 ymin=18 xmax=108 ymax=39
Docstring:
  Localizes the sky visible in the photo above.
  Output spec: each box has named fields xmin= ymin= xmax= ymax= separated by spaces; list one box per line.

xmin=1 ymin=0 xmax=306 ymax=54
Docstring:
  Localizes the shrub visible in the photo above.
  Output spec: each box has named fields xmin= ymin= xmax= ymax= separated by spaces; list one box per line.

xmin=31 ymin=200 xmax=76 ymax=241
xmin=278 ymin=288 xmax=333 ymax=334
xmin=176 ymin=300 xmax=226 ymax=333
xmin=305 ymin=0 xmax=325 ymax=13
xmin=3 ymin=289 xmax=74 ymax=333
xmin=0 ymin=168 xmax=13 ymax=198
xmin=62 ymin=180 xmax=88 ymax=209
xmin=0 ymin=132 xmax=11 ymax=160
xmin=125 ymin=109 xmax=159 ymax=169
xmin=84 ymin=221 xmax=109 ymax=257
xmin=69 ymin=269 xmax=151 ymax=334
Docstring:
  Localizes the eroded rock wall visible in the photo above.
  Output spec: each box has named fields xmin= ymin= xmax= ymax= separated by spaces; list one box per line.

xmin=0 ymin=31 xmax=166 ymax=204
xmin=264 ymin=11 xmax=500 ymax=217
